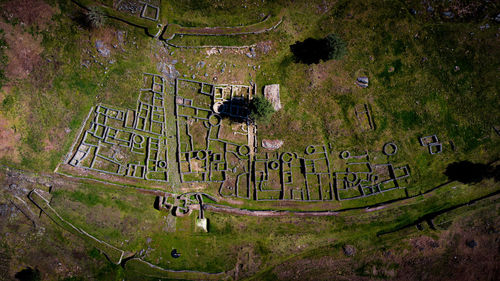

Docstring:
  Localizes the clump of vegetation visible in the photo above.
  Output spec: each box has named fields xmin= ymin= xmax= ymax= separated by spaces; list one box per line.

xmin=86 ymin=6 xmax=106 ymax=28
xmin=324 ymin=34 xmax=347 ymax=60
xmin=290 ymin=33 xmax=347 ymax=64
xmin=248 ymin=96 xmax=275 ymax=123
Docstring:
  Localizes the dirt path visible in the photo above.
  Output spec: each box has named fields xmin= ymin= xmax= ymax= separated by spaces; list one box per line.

xmin=248 ymin=124 xmax=256 ymax=158
xmin=204 ymin=204 xmax=339 ymax=217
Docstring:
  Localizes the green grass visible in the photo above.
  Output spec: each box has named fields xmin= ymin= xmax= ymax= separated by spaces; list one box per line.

xmin=0 ymin=1 xmax=161 ymax=171
xmin=73 ymin=0 xmax=161 ymax=36
xmin=161 ymin=0 xmax=282 ymax=27
xmin=168 ymin=33 xmax=261 ymax=47
xmin=250 ymin=0 xmax=500 ymax=199
xmin=0 ymin=0 xmax=499 ymax=278
xmin=0 ymin=0 xmax=497 ymax=206
xmin=44 ymin=175 xmax=500 ymax=277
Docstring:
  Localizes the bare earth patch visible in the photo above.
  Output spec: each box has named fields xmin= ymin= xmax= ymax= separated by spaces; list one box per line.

xmin=0 ymin=89 xmax=20 ymax=162
xmin=91 ymin=27 xmax=120 ymax=51
xmin=256 ymin=40 xmax=274 ymax=54
xmin=0 ymin=114 xmax=20 ymax=162
xmin=0 ymin=22 xmax=44 ymax=80
xmin=274 ymin=256 xmax=370 ymax=281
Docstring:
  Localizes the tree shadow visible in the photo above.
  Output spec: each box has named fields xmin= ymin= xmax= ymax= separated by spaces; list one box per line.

xmin=290 ymin=37 xmax=330 ymax=64
xmin=15 ymin=267 xmax=41 ymax=281
xmin=444 ymin=160 xmax=500 ymax=184
xmin=215 ymin=97 xmax=249 ymax=123
xmin=69 ymin=8 xmax=92 ymax=30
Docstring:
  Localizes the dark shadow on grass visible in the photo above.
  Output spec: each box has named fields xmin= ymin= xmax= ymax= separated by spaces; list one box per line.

xmin=217 ymin=97 xmax=249 ymax=123
xmin=290 ymin=37 xmax=330 ymax=64
xmin=290 ymin=34 xmax=346 ymax=64
xmin=15 ymin=267 xmax=41 ymax=281
xmin=444 ymin=160 xmax=500 ymax=184
xmin=69 ymin=8 xmax=92 ymax=30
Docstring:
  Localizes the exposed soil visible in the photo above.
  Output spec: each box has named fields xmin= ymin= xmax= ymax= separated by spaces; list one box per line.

xmin=175 ymin=15 xmax=280 ymax=36
xmin=221 ymin=197 xmax=244 ymax=206
xmin=0 ymin=21 xmax=44 ymax=81
xmin=58 ymin=164 xmax=171 ymax=192
xmin=0 ymin=90 xmax=21 ymax=162
xmin=275 ymin=256 xmax=371 ymax=281
xmin=204 ymin=204 xmax=339 ymax=217
xmin=307 ymin=60 xmax=345 ymax=90
xmin=229 ymin=246 xmax=261 ymax=280
xmin=447 ymin=1 xmax=493 ymax=21
xmin=0 ymin=205 xmax=107 ymax=280
xmin=91 ymin=27 xmax=121 ymax=51
xmin=409 ymin=235 xmax=440 ymax=251
xmin=255 ymin=40 xmax=274 ymax=54
xmin=395 ymin=206 xmax=500 ymax=281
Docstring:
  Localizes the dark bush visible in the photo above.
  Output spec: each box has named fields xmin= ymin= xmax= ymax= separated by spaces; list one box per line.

xmin=86 ymin=6 xmax=106 ymax=28
xmin=325 ymin=34 xmax=347 ymax=60
xmin=249 ymin=96 xmax=275 ymax=123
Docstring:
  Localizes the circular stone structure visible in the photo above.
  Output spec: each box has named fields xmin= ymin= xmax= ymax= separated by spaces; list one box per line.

xmin=196 ymin=150 xmax=207 ymax=160
xmin=208 ymin=113 xmax=221 ymax=127
xmin=383 ymin=142 xmax=398 ymax=156
xmin=237 ymin=145 xmax=250 ymax=156
xmin=340 ymin=150 xmax=351 ymax=159
xmin=212 ymin=101 xmax=224 ymax=113
xmin=280 ymin=152 xmax=293 ymax=163
xmin=268 ymin=160 xmax=279 ymax=170
xmin=346 ymin=172 xmax=358 ymax=184
xmin=305 ymin=145 xmax=316 ymax=155
xmin=133 ymin=134 xmax=145 ymax=145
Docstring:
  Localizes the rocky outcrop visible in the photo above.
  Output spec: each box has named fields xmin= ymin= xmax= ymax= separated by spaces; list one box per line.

xmin=342 ymin=245 xmax=356 ymax=256
xmin=262 ymin=139 xmax=283 ymax=150
xmin=95 ymin=40 xmax=110 ymax=57
xmin=355 ymin=77 xmax=369 ymax=88
xmin=264 ymin=84 xmax=281 ymax=111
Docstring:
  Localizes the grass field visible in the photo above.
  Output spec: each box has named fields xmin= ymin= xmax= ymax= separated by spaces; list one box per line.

xmin=0 ymin=0 xmax=498 ymax=279
xmin=45 ymin=174 xmax=499 ymax=278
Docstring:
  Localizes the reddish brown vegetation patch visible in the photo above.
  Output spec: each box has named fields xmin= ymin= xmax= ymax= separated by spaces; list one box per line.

xmin=409 ymin=235 xmax=440 ymax=251
xmin=274 ymin=256 xmax=370 ymax=281
xmin=396 ymin=206 xmax=500 ymax=281
xmin=1 ymin=0 xmax=54 ymax=27
xmin=92 ymin=27 xmax=119 ymax=49
xmin=270 ymin=202 xmax=499 ymax=281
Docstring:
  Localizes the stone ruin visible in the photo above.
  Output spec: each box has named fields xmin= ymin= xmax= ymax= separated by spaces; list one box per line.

xmin=263 ymin=84 xmax=281 ymax=111
xmin=67 ymin=73 xmax=170 ymax=185
xmin=419 ymin=135 xmax=443 ymax=155
xmin=62 ymin=73 xmax=416 ymax=205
